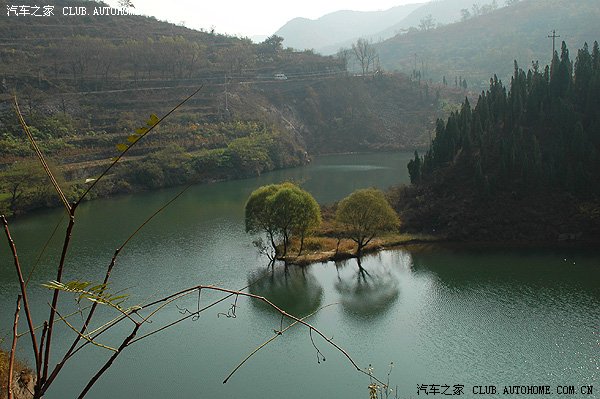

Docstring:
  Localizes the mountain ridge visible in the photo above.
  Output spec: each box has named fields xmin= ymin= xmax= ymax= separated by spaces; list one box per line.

xmin=274 ymin=3 xmax=423 ymax=53
xmin=376 ymin=0 xmax=600 ymax=88
xmin=273 ymin=0 xmax=498 ymax=54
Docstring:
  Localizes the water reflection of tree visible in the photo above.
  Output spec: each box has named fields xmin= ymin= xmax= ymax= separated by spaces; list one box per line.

xmin=335 ymin=259 xmax=399 ymax=317
xmin=248 ymin=265 xmax=323 ymax=317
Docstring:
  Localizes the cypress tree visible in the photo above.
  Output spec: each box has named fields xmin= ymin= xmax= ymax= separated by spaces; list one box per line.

xmin=407 ymin=151 xmax=422 ymax=184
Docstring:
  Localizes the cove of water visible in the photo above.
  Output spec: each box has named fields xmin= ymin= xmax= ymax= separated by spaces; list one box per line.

xmin=1 ymin=152 xmax=598 ymax=398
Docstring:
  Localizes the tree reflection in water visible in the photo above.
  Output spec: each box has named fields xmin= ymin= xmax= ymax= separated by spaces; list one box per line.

xmin=335 ymin=258 xmax=399 ymax=317
xmin=248 ymin=264 xmax=324 ymax=317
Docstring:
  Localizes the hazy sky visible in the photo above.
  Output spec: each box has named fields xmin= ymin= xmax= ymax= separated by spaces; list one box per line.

xmin=105 ymin=0 xmax=425 ymax=38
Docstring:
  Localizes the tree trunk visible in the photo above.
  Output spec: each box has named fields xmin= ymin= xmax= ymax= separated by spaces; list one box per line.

xmin=298 ymin=234 xmax=305 ymax=256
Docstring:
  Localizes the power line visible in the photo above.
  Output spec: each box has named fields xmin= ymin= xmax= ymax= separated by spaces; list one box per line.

xmin=548 ymin=29 xmax=560 ymax=58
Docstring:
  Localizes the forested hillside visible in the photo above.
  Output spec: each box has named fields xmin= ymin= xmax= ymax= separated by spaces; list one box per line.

xmin=0 ymin=0 xmax=461 ymax=216
xmin=376 ymin=0 xmax=599 ymax=88
xmin=392 ymin=42 xmax=600 ymax=241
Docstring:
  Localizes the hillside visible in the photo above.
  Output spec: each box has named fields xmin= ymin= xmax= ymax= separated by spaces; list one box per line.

xmin=273 ymin=0 xmax=498 ymax=55
xmin=391 ymin=41 xmax=600 ymax=242
xmin=0 ymin=0 xmax=462 ymax=216
xmin=274 ymin=3 xmax=423 ymax=53
xmin=375 ymin=0 xmax=498 ymax=38
xmin=376 ymin=0 xmax=600 ymax=88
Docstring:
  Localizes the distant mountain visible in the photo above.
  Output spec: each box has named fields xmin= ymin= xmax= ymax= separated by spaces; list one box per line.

xmin=274 ymin=0 xmax=501 ymax=55
xmin=274 ymin=3 xmax=423 ymax=54
xmin=375 ymin=0 xmax=498 ymax=38
xmin=376 ymin=0 xmax=600 ymax=88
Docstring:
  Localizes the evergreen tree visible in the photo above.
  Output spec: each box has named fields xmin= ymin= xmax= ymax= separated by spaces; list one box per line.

xmin=407 ymin=151 xmax=422 ymax=183
xmin=414 ymin=42 xmax=599 ymax=195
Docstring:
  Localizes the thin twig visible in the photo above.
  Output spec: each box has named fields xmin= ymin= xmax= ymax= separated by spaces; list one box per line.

xmin=130 ymin=282 xmax=257 ymax=345
xmin=47 ymin=180 xmax=197 ymax=389
xmin=135 ymin=285 xmax=386 ymax=386
xmin=77 ymin=324 xmax=140 ymax=399
xmin=2 ymin=216 xmax=41 ymax=381
xmin=7 ymin=295 xmax=21 ymax=399
xmin=17 ymin=306 xmax=92 ymax=338
xmin=42 ymin=212 xmax=74 ymax=386
xmin=26 ymin=213 xmax=65 ymax=286
xmin=120 ymin=182 xmax=195 ymax=250
xmin=53 ymin=307 xmax=117 ymax=353
xmin=76 ymin=85 xmax=203 ymax=205
xmin=13 ymin=97 xmax=71 ymax=213
xmin=223 ymin=303 xmax=339 ymax=384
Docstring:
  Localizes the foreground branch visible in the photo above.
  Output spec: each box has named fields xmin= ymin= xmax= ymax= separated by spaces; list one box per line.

xmin=7 ymin=296 xmax=22 ymax=399
xmin=134 ymin=285 xmax=386 ymax=386
xmin=223 ymin=302 xmax=339 ymax=384
xmin=2 ymin=216 xmax=41 ymax=383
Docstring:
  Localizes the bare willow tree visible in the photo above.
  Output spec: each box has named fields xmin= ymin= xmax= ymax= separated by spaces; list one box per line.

xmin=352 ymin=38 xmax=377 ymax=76
xmin=2 ymin=89 xmax=392 ymax=399
xmin=418 ymin=14 xmax=436 ymax=31
xmin=117 ymin=0 xmax=135 ymax=8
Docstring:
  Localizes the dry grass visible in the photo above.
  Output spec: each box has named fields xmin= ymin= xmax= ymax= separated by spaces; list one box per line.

xmin=0 ymin=349 xmax=31 ymax=399
xmin=283 ymin=232 xmax=440 ymax=266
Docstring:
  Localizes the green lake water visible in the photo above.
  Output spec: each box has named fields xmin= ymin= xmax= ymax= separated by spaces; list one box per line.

xmin=1 ymin=152 xmax=598 ymax=398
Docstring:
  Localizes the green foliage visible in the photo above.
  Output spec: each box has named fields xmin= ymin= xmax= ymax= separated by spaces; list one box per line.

xmin=335 ymin=188 xmax=399 ymax=255
xmin=1 ymin=110 xmax=75 ymax=140
xmin=125 ymin=144 xmax=192 ymax=189
xmin=0 ymin=158 xmax=71 ymax=215
xmin=407 ymin=150 xmax=422 ymax=184
xmin=245 ymin=182 xmax=321 ymax=258
xmin=416 ymin=41 xmax=600 ymax=195
xmin=223 ymin=135 xmax=273 ymax=175
xmin=115 ymin=113 xmax=159 ymax=154
xmin=42 ymin=280 xmax=133 ymax=312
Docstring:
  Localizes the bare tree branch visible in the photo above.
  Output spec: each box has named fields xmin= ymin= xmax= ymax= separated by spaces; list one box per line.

xmin=2 ymin=216 xmax=41 ymax=382
xmin=7 ymin=295 xmax=21 ymax=399
xmin=53 ymin=307 xmax=118 ymax=353
xmin=13 ymin=97 xmax=71 ymax=214
xmin=133 ymin=285 xmax=387 ymax=386
xmin=75 ymin=85 xmax=203 ymax=205
xmin=77 ymin=324 xmax=140 ymax=399
xmin=223 ymin=302 xmax=339 ymax=383
xmin=46 ymin=181 xmax=197 ymax=389
xmin=42 ymin=211 xmax=74 ymax=386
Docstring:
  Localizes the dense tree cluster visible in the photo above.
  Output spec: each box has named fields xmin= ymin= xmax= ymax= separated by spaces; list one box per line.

xmin=335 ymin=188 xmax=399 ymax=257
xmin=409 ymin=41 xmax=600 ymax=195
xmin=245 ymin=182 xmax=321 ymax=259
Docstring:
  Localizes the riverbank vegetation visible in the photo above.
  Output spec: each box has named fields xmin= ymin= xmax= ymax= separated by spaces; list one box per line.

xmin=0 ymin=0 xmax=463 ymax=218
xmin=391 ymin=42 xmax=600 ymax=242
xmin=335 ymin=189 xmax=400 ymax=258
xmin=245 ymin=182 xmax=321 ymax=260
xmin=244 ymin=185 xmax=431 ymax=267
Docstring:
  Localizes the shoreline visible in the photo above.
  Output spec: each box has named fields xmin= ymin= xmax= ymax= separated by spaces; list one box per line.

xmin=281 ymin=234 xmax=600 ymax=266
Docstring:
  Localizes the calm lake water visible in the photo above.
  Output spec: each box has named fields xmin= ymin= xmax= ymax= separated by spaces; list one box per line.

xmin=1 ymin=152 xmax=598 ymax=399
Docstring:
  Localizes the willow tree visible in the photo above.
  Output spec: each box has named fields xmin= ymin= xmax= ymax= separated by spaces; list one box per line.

xmin=3 ymin=92 xmax=390 ymax=399
xmin=245 ymin=182 xmax=321 ymax=259
xmin=335 ymin=188 xmax=399 ymax=262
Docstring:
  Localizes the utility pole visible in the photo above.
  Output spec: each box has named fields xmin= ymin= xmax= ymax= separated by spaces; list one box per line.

xmin=548 ymin=29 xmax=560 ymax=58
xmin=413 ymin=53 xmax=417 ymax=77
xmin=224 ymin=74 xmax=228 ymax=112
